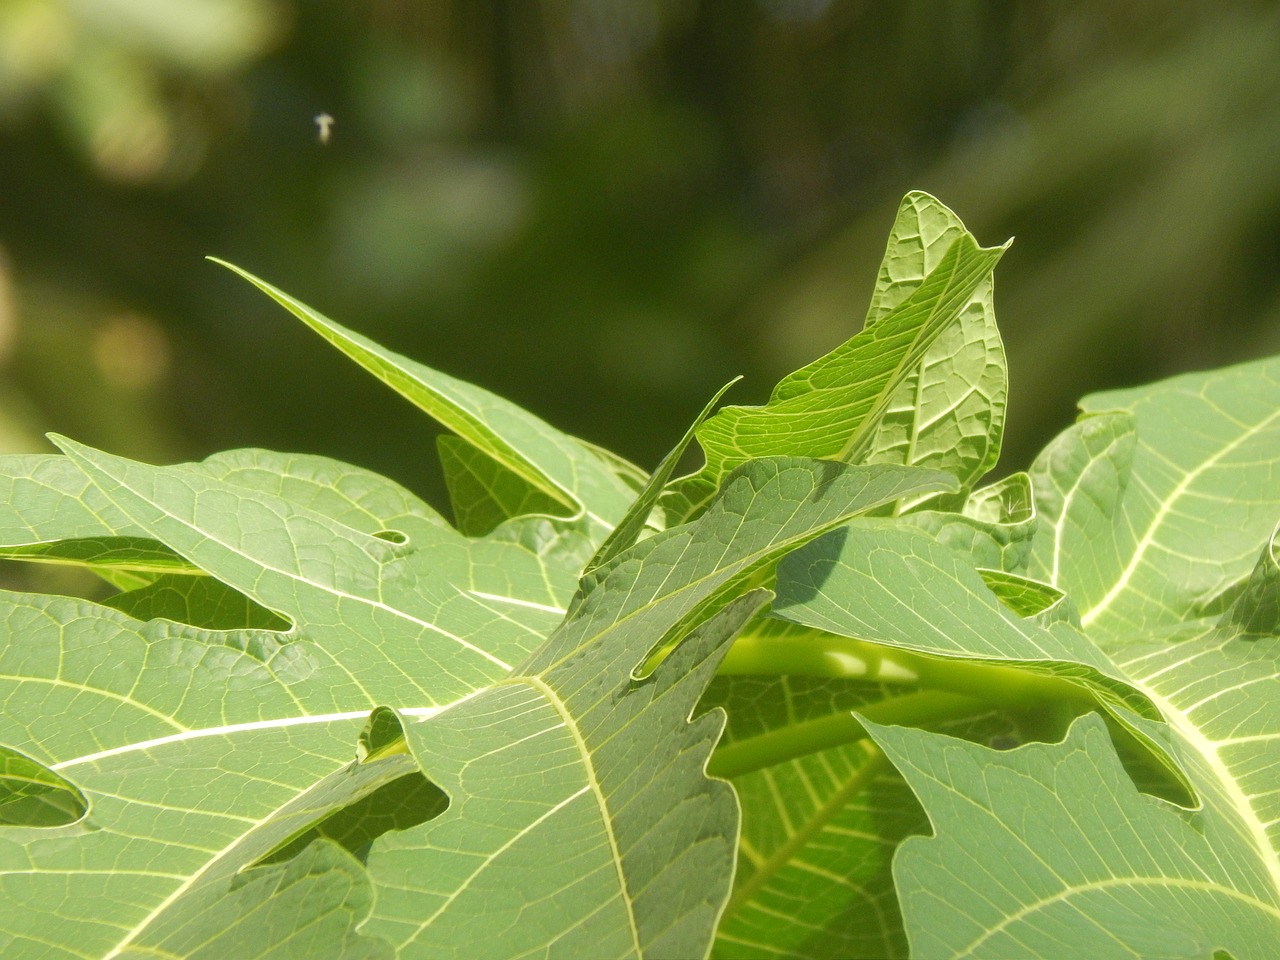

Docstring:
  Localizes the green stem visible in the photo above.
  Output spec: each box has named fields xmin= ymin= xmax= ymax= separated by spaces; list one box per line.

xmin=719 ymin=629 xmax=922 ymax=683
xmin=721 ymin=744 xmax=889 ymax=922
xmin=719 ymin=628 xmax=1097 ymax=713
xmin=707 ymin=689 xmax=982 ymax=780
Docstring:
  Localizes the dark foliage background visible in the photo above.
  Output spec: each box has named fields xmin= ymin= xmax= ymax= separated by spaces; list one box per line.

xmin=2 ymin=1 xmax=1278 ymax=514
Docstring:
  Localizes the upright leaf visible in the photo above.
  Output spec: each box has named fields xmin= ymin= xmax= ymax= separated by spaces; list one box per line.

xmin=587 ymin=376 xmax=740 ymax=572
xmin=861 ymin=191 xmax=1008 ymax=509
xmin=668 ymin=221 xmax=1007 ymax=520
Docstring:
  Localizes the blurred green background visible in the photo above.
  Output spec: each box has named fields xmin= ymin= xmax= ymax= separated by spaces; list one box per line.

xmin=3 ymin=0 xmax=1279 ymax=514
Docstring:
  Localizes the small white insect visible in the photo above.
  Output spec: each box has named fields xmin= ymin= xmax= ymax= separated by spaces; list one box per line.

xmin=314 ymin=112 xmax=334 ymax=146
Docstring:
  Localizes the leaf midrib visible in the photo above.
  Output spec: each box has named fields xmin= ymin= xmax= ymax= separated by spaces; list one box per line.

xmin=525 ymin=674 xmax=643 ymax=957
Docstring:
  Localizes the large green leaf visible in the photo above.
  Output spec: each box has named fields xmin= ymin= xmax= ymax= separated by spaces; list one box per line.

xmin=353 ymin=459 xmax=953 ymax=959
xmin=667 ymin=196 xmax=1008 ymax=520
xmin=52 ymin=437 xmax=597 ymax=705
xmin=1 ymin=458 xmax=951 ymax=959
xmin=828 ymin=356 xmax=1280 ymax=959
xmin=1027 ymin=355 xmax=1280 ymax=642
xmin=0 ymin=591 xmax=381 ymax=958
xmin=212 ymin=260 xmax=644 ymax=531
xmin=866 ymin=712 xmax=1280 ymax=959
xmin=1014 ymin=359 xmax=1280 ymax=952
xmin=704 ymin=518 xmax=1168 ymax=959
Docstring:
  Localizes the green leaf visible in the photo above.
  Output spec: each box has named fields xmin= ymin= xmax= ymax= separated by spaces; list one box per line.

xmin=1019 ymin=358 xmax=1280 ymax=916
xmin=0 ymin=454 xmax=188 ymax=575
xmin=0 ymin=457 xmax=953 ymax=959
xmin=860 ymin=191 xmax=1009 ymax=509
xmin=52 ymin=437 xmax=596 ymax=705
xmin=0 ymin=591 xmax=377 ymax=958
xmin=364 ymin=460 xmax=952 ymax=959
xmin=0 ymin=455 xmax=138 ymax=542
xmin=865 ymin=713 xmax=1280 ymax=959
xmin=117 ymin=841 xmax=393 ymax=960
xmin=212 ymin=259 xmax=643 ymax=530
xmin=903 ymin=471 xmax=1037 ymax=573
xmin=668 ymin=196 xmax=1008 ymax=520
xmin=1026 ymin=355 xmax=1280 ymax=642
xmin=0 ymin=448 xmax=460 ymax=584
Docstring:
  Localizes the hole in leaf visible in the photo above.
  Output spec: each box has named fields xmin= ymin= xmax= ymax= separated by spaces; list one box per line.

xmin=372 ymin=529 xmax=408 ymax=545
xmin=0 ymin=746 xmax=88 ymax=828
xmin=257 ymin=771 xmax=449 ymax=867
xmin=103 ymin=574 xmax=291 ymax=631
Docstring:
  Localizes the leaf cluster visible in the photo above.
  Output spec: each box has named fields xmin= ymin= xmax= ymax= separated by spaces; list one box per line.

xmin=2 ymin=193 xmax=1278 ymax=958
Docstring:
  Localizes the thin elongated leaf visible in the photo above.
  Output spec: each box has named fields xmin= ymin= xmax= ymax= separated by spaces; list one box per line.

xmin=212 ymin=259 xmax=643 ymax=530
xmin=866 ymin=713 xmax=1280 ymax=959
xmin=667 ymin=199 xmax=1007 ymax=520
xmin=587 ymin=376 xmax=740 ymax=573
